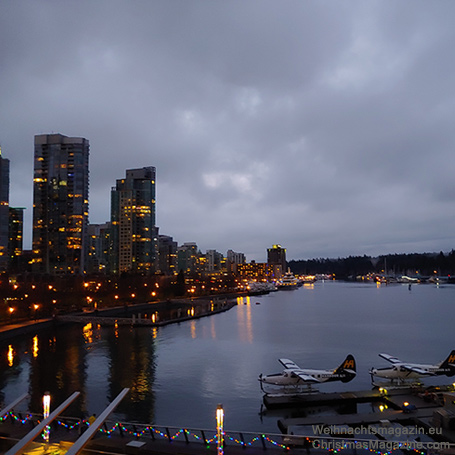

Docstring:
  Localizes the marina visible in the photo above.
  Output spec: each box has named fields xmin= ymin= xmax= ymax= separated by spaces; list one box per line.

xmin=1 ymin=281 xmax=455 ymax=452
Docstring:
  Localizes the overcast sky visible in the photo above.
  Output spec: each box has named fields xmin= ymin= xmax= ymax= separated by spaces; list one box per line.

xmin=1 ymin=0 xmax=455 ymax=262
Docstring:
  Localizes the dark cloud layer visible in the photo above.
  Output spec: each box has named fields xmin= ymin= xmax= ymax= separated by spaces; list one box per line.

xmin=1 ymin=0 xmax=455 ymax=261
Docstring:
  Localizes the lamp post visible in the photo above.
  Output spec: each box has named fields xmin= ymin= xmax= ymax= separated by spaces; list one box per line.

xmin=216 ymin=404 xmax=224 ymax=455
xmin=43 ymin=392 xmax=50 ymax=442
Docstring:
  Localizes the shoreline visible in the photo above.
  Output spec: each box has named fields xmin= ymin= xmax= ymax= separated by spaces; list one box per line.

xmin=0 ymin=293 xmax=244 ymax=342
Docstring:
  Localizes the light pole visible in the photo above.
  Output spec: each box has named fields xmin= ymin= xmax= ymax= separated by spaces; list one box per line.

xmin=43 ymin=392 xmax=50 ymax=442
xmin=216 ymin=404 xmax=224 ymax=455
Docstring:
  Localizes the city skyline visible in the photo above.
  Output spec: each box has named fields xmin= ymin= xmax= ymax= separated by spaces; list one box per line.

xmin=2 ymin=1 xmax=455 ymax=262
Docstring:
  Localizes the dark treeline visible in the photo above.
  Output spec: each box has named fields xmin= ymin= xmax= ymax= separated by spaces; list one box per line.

xmin=289 ymin=250 xmax=455 ymax=279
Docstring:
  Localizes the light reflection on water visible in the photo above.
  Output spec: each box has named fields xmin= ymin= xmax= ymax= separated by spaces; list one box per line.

xmin=0 ymin=281 xmax=454 ymax=433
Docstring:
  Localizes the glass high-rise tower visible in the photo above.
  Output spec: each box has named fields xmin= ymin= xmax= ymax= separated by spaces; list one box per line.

xmin=110 ymin=167 xmax=157 ymax=274
xmin=32 ymin=134 xmax=89 ymax=274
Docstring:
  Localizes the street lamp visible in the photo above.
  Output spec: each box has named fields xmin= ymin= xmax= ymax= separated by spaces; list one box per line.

xmin=216 ymin=404 xmax=224 ymax=455
xmin=43 ymin=391 xmax=51 ymax=442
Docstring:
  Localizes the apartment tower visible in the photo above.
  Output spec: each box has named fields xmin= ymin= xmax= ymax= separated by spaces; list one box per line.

xmin=111 ymin=167 xmax=157 ymax=274
xmin=32 ymin=134 xmax=89 ymax=274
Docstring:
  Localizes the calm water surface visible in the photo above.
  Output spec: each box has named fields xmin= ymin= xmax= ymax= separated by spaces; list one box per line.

xmin=1 ymin=281 xmax=454 ymax=433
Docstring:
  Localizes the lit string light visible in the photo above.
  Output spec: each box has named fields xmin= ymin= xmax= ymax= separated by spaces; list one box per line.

xmin=0 ymin=412 xmax=431 ymax=454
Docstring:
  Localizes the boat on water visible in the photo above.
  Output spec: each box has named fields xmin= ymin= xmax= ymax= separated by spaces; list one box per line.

xmin=277 ymin=269 xmax=300 ymax=289
xmin=247 ymin=281 xmax=278 ymax=295
xmin=300 ymin=275 xmax=316 ymax=284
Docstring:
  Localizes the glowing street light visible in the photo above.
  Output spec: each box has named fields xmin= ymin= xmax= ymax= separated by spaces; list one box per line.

xmin=43 ymin=392 xmax=51 ymax=442
xmin=216 ymin=404 xmax=224 ymax=455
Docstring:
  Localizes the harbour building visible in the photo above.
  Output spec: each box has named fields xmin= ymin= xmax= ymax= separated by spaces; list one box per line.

xmin=0 ymin=148 xmax=9 ymax=272
xmin=110 ymin=167 xmax=157 ymax=274
xmin=32 ymin=134 xmax=90 ymax=274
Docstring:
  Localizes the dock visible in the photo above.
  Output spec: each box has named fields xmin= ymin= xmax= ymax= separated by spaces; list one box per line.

xmin=2 ymin=384 xmax=455 ymax=454
xmin=262 ymin=384 xmax=455 ymax=447
xmin=264 ymin=389 xmax=384 ymax=409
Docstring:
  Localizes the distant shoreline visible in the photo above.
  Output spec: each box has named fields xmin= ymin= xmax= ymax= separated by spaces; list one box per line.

xmin=0 ymin=293 xmax=243 ymax=342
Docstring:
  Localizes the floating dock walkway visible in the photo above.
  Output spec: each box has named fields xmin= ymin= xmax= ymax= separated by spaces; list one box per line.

xmin=262 ymin=384 xmax=455 ymax=446
xmin=264 ymin=389 xmax=383 ymax=409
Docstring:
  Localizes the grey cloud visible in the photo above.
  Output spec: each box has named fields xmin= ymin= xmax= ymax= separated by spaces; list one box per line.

xmin=1 ymin=0 xmax=455 ymax=261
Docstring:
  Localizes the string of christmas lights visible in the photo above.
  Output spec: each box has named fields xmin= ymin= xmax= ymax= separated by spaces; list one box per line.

xmin=0 ymin=411 xmax=432 ymax=454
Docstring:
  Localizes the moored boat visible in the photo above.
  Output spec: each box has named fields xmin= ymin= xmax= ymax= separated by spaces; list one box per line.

xmin=277 ymin=269 xmax=300 ymax=289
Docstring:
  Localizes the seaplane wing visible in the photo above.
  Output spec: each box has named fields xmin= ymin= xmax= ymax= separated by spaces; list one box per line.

xmin=291 ymin=371 xmax=321 ymax=383
xmin=378 ymin=353 xmax=402 ymax=364
xmin=378 ymin=354 xmax=433 ymax=375
xmin=279 ymin=358 xmax=301 ymax=370
xmin=401 ymin=364 xmax=433 ymax=375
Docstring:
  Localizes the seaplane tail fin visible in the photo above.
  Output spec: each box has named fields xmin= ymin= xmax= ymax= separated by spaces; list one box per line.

xmin=333 ymin=354 xmax=356 ymax=383
xmin=439 ymin=350 xmax=455 ymax=376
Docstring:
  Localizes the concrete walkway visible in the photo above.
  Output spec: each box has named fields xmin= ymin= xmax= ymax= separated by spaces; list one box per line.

xmin=0 ymin=318 xmax=55 ymax=341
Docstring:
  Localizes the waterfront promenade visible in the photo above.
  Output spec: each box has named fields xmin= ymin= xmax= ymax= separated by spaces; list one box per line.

xmin=0 ymin=412 xmax=305 ymax=454
xmin=0 ymin=294 xmax=238 ymax=340
xmin=0 ymin=317 xmax=55 ymax=342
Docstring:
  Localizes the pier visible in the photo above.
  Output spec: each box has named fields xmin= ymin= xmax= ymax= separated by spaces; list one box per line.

xmin=261 ymin=384 xmax=455 ymax=449
xmin=264 ymin=388 xmax=384 ymax=409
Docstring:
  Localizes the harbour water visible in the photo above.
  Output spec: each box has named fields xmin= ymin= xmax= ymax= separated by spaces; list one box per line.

xmin=1 ymin=280 xmax=454 ymax=434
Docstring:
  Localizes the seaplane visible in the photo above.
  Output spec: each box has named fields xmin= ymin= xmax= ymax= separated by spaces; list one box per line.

xmin=370 ymin=351 xmax=455 ymax=386
xmin=259 ymin=354 xmax=356 ymax=394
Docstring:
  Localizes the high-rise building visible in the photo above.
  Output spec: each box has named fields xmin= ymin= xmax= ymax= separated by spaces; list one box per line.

xmin=111 ymin=167 xmax=157 ymax=274
xmin=8 ymin=207 xmax=24 ymax=272
xmin=87 ymin=223 xmax=111 ymax=274
xmin=158 ymin=234 xmax=177 ymax=275
xmin=177 ymin=242 xmax=199 ymax=274
xmin=206 ymin=249 xmax=224 ymax=273
xmin=0 ymin=147 xmax=9 ymax=272
xmin=226 ymin=249 xmax=245 ymax=274
xmin=32 ymin=134 xmax=89 ymax=274
xmin=267 ymin=244 xmax=286 ymax=279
